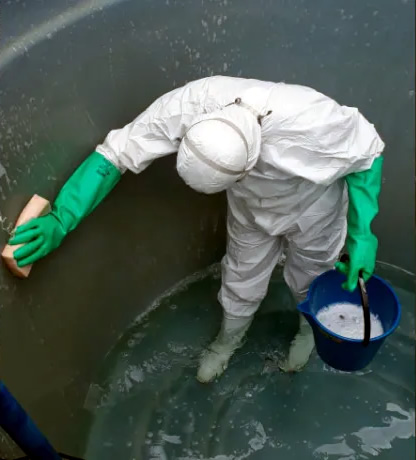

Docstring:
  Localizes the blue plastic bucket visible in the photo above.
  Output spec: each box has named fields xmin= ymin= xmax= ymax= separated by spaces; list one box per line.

xmin=297 ymin=269 xmax=401 ymax=372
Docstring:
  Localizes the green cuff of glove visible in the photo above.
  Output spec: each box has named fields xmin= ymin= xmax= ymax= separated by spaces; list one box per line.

xmin=345 ymin=156 xmax=383 ymax=235
xmin=55 ymin=151 xmax=121 ymax=231
xmin=10 ymin=152 xmax=121 ymax=267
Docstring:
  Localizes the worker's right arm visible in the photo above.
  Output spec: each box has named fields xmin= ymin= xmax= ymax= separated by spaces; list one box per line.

xmin=9 ymin=151 xmax=121 ymax=267
xmin=95 ymin=83 xmax=201 ymax=173
xmin=9 ymin=82 xmax=204 ymax=267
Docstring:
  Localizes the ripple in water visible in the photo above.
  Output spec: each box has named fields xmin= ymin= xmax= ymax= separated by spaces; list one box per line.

xmin=85 ymin=263 xmax=415 ymax=459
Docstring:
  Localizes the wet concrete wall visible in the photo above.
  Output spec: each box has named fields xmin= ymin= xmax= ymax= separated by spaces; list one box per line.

xmin=0 ymin=0 xmax=414 ymax=456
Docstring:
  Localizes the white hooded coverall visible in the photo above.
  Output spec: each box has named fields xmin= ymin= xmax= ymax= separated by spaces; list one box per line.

xmin=96 ymin=76 xmax=384 ymax=320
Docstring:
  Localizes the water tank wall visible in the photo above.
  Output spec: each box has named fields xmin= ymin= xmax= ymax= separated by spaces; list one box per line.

xmin=0 ymin=0 xmax=414 ymax=456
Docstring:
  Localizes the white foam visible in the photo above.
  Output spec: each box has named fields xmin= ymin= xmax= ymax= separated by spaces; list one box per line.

xmin=316 ymin=302 xmax=384 ymax=339
xmin=161 ymin=433 xmax=182 ymax=445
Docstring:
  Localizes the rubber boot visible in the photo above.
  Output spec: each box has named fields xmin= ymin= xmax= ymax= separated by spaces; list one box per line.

xmin=279 ymin=314 xmax=315 ymax=372
xmin=197 ymin=314 xmax=253 ymax=383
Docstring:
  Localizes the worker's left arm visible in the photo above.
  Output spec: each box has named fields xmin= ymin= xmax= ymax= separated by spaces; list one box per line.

xmin=335 ymin=155 xmax=384 ymax=291
xmin=271 ymin=86 xmax=385 ymax=291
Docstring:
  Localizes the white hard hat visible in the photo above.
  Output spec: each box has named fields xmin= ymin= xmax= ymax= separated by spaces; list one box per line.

xmin=177 ymin=102 xmax=262 ymax=194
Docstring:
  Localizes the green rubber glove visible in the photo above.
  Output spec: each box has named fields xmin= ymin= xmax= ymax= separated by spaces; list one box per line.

xmin=335 ymin=156 xmax=384 ymax=292
xmin=9 ymin=151 xmax=121 ymax=267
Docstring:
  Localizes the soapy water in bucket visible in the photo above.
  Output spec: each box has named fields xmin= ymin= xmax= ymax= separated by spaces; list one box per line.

xmin=316 ymin=302 xmax=384 ymax=340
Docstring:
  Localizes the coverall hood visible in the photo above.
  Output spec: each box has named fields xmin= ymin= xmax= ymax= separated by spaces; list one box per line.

xmin=176 ymin=103 xmax=261 ymax=194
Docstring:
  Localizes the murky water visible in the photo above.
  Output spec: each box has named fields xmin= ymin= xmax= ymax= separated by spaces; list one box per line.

xmin=85 ymin=264 xmax=415 ymax=460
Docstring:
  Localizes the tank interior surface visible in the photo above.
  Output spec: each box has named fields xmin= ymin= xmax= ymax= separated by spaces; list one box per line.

xmin=0 ymin=0 xmax=414 ymax=458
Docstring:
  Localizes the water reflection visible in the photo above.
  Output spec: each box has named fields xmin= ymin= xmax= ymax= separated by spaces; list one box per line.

xmin=314 ymin=403 xmax=415 ymax=458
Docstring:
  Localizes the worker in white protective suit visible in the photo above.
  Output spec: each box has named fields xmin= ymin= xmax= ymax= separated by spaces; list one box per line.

xmin=10 ymin=76 xmax=385 ymax=383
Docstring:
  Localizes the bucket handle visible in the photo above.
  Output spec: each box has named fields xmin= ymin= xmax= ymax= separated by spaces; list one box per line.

xmin=340 ymin=254 xmax=371 ymax=347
